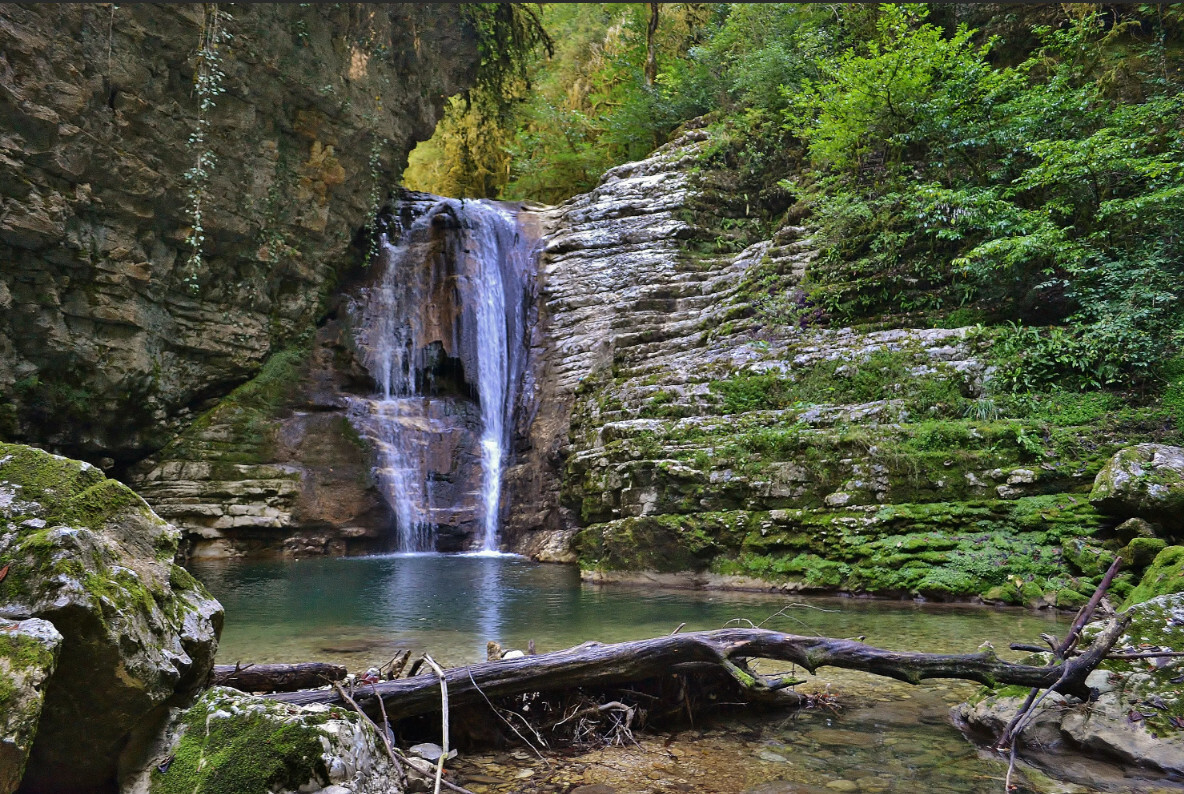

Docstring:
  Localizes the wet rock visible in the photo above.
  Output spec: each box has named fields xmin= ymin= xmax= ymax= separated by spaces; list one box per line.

xmin=0 ymin=444 xmax=222 ymax=792
xmin=1091 ymin=444 xmax=1184 ymax=531
xmin=121 ymin=687 xmax=397 ymax=794
xmin=954 ymin=593 xmax=1184 ymax=780
xmin=0 ymin=619 xmax=61 ymax=794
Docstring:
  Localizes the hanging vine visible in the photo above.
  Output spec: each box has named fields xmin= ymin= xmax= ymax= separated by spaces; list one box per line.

xmin=184 ymin=3 xmax=230 ymax=293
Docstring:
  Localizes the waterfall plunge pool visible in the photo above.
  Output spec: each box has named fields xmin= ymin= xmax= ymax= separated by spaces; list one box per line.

xmin=184 ymin=554 xmax=1151 ymax=794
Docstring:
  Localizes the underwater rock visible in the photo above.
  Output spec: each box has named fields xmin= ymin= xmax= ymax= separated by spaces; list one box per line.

xmin=0 ymin=443 xmax=222 ymax=792
xmin=0 ymin=618 xmax=61 ymax=794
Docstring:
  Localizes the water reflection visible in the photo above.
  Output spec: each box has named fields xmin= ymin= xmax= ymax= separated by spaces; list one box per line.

xmin=190 ymin=554 xmax=1063 ymax=670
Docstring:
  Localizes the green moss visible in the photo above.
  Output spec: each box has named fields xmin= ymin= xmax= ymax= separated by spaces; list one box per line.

xmin=1123 ymin=546 xmax=1184 ymax=608
xmin=162 ymin=346 xmax=310 ymax=465
xmin=0 ymin=630 xmax=57 ymax=717
xmin=1120 ymin=537 xmax=1168 ymax=568
xmin=151 ymin=692 xmax=332 ymax=794
xmin=1055 ymin=588 xmax=1089 ymax=610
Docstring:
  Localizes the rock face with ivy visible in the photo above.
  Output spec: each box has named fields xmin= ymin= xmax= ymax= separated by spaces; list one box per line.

xmin=0 ymin=4 xmax=479 ymax=467
xmin=504 ymin=128 xmax=1181 ymax=604
xmin=0 ymin=443 xmax=222 ymax=792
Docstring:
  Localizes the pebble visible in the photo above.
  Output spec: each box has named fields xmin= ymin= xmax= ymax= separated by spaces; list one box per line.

xmin=757 ymin=749 xmax=789 ymax=763
xmin=825 ymin=781 xmax=859 ymax=792
xmin=571 ymin=786 xmax=617 ymax=794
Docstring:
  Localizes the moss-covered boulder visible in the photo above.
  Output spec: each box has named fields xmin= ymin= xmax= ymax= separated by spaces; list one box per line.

xmin=954 ymin=593 xmax=1184 ymax=783
xmin=121 ymin=687 xmax=398 ymax=794
xmin=0 ymin=618 xmax=61 ymax=794
xmin=1091 ymin=444 xmax=1184 ymax=532
xmin=0 ymin=444 xmax=223 ymax=792
xmin=1123 ymin=545 xmax=1184 ymax=609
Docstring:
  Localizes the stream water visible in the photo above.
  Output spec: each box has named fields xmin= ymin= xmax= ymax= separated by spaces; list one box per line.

xmin=183 ymin=554 xmax=1171 ymax=794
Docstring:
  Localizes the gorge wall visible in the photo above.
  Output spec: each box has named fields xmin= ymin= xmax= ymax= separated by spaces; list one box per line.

xmin=0 ymin=4 xmax=478 ymax=467
xmin=504 ymin=125 xmax=1178 ymax=606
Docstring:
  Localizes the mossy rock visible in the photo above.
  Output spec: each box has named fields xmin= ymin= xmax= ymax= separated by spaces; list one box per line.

xmin=1120 ymin=537 xmax=1168 ymax=568
xmin=0 ymin=619 xmax=61 ymax=794
xmin=1090 ymin=444 xmax=1184 ymax=528
xmin=128 ymin=687 xmax=395 ymax=794
xmin=1123 ymin=545 xmax=1184 ymax=608
xmin=0 ymin=444 xmax=223 ymax=792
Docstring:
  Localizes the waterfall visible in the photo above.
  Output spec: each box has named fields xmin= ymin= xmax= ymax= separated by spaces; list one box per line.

xmin=348 ymin=197 xmax=533 ymax=553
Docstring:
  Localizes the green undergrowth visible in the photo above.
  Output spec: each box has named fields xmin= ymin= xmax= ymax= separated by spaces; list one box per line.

xmin=575 ymin=495 xmax=1123 ymax=603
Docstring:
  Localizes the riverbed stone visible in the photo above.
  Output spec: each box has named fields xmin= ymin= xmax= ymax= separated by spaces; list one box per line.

xmin=122 ymin=687 xmax=398 ymax=794
xmin=0 ymin=618 xmax=61 ymax=794
xmin=0 ymin=443 xmax=223 ymax=792
xmin=954 ymin=593 xmax=1184 ymax=780
xmin=1091 ymin=444 xmax=1184 ymax=531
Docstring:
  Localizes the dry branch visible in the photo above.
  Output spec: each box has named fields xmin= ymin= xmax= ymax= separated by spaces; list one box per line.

xmin=212 ymin=661 xmax=346 ymax=693
xmin=267 ymin=621 xmax=1130 ymax=717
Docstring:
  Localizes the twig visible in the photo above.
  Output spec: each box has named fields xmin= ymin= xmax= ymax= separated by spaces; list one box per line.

xmin=670 ymin=623 xmax=686 ymax=635
xmin=331 ymin=683 xmax=406 ymax=785
xmin=997 ymin=558 xmax=1123 ymax=793
xmin=422 ymin=655 xmax=448 ymax=794
xmin=465 ymin=667 xmax=549 ymax=762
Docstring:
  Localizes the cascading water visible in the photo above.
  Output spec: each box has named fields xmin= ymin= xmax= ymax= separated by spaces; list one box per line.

xmin=348 ymin=196 xmax=534 ymax=553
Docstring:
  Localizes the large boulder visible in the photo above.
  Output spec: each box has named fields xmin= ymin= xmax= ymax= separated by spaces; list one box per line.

xmin=0 ymin=443 xmax=222 ymax=792
xmin=121 ymin=687 xmax=400 ymax=794
xmin=954 ymin=593 xmax=1184 ymax=785
xmin=1090 ymin=444 xmax=1184 ymax=531
xmin=0 ymin=618 xmax=61 ymax=794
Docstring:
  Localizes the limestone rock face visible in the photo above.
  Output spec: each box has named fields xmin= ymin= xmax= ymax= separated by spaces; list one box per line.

xmin=121 ymin=687 xmax=400 ymax=794
xmin=0 ymin=443 xmax=223 ymax=792
xmin=0 ymin=4 xmax=478 ymax=464
xmin=954 ymin=593 xmax=1184 ymax=784
xmin=1091 ymin=444 xmax=1184 ymax=531
xmin=130 ymin=321 xmax=391 ymax=559
xmin=0 ymin=619 xmax=61 ymax=794
xmin=505 ymin=127 xmax=1111 ymax=602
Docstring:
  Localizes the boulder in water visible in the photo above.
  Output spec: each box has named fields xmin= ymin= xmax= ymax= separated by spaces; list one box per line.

xmin=0 ymin=443 xmax=222 ymax=792
xmin=954 ymin=592 xmax=1184 ymax=783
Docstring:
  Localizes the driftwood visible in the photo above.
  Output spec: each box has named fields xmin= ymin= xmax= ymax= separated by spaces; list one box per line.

xmin=213 ymin=662 xmax=347 ymax=693
xmin=268 ymin=619 xmax=1130 ymax=718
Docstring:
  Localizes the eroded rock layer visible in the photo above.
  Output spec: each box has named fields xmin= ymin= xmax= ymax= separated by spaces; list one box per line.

xmin=507 ymin=127 xmax=1172 ymax=604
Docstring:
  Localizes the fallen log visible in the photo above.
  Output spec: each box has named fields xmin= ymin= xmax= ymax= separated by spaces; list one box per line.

xmin=213 ymin=661 xmax=347 ymax=693
xmin=268 ymin=617 xmax=1129 ymax=718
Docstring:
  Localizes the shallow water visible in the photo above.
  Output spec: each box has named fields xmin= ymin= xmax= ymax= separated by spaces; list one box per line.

xmin=189 ymin=553 xmax=1063 ymax=668
xmin=189 ymin=554 xmax=1175 ymax=793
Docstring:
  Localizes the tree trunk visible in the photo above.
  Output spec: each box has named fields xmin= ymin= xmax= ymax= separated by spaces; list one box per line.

xmin=213 ymin=662 xmax=347 ymax=693
xmin=268 ymin=619 xmax=1128 ymax=718
xmin=645 ymin=3 xmax=660 ymax=86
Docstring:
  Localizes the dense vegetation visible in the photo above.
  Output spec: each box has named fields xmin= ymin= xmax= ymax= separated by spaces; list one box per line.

xmin=409 ymin=2 xmax=1184 ymax=394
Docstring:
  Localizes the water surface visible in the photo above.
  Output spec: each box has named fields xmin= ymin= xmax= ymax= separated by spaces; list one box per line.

xmin=190 ymin=553 xmax=1062 ymax=668
xmin=191 ymin=554 xmax=1172 ymax=793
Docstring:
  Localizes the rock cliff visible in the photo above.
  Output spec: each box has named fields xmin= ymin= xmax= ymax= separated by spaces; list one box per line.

xmin=505 ymin=126 xmax=1178 ymax=604
xmin=0 ymin=4 xmax=478 ymax=467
